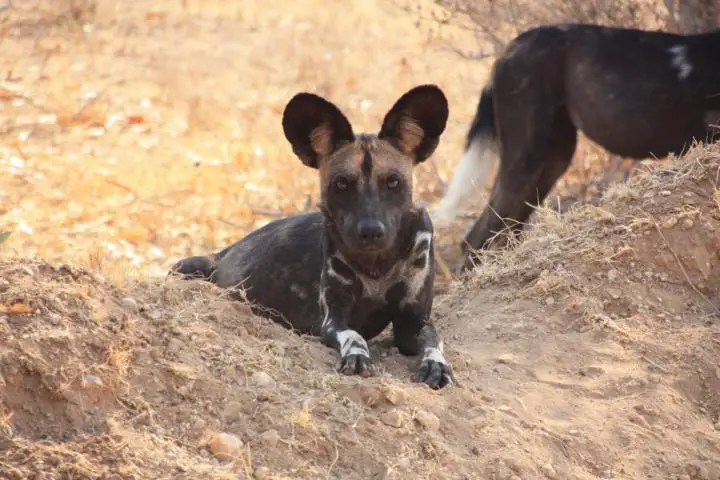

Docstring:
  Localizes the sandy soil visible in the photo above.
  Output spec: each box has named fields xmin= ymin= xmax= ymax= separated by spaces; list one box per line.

xmin=3 ymin=146 xmax=720 ymax=479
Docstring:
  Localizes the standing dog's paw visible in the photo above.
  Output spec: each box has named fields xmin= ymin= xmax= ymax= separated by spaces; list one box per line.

xmin=336 ymin=352 xmax=376 ymax=377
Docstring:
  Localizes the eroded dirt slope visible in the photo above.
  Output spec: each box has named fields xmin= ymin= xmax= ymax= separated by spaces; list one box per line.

xmin=2 ymin=147 xmax=720 ymax=479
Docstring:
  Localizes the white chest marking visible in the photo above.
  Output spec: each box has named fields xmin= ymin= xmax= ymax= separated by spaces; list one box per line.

xmin=357 ymin=231 xmax=432 ymax=308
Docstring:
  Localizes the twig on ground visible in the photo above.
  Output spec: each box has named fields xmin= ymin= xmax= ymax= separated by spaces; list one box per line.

xmin=434 ymin=249 xmax=454 ymax=281
xmin=645 ymin=210 xmax=720 ymax=316
xmin=251 ymin=208 xmax=286 ymax=218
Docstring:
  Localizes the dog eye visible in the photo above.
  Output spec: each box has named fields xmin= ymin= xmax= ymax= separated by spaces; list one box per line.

xmin=334 ymin=176 xmax=350 ymax=191
xmin=386 ymin=175 xmax=401 ymax=189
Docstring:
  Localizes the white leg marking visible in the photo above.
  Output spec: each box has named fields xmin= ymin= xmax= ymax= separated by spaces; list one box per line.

xmin=430 ymin=135 xmax=498 ymax=228
xmin=326 ymin=258 xmax=352 ymax=285
xmin=401 ymin=231 xmax=432 ymax=308
xmin=319 ymin=287 xmax=331 ymax=329
xmin=669 ymin=45 xmax=693 ymax=80
xmin=413 ymin=231 xmax=433 ymax=254
xmin=336 ymin=329 xmax=370 ymax=358
xmin=422 ymin=346 xmax=447 ymax=365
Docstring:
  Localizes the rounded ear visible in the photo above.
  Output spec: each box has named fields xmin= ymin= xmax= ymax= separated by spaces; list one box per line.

xmin=282 ymin=93 xmax=355 ymax=169
xmin=378 ymin=84 xmax=449 ymax=164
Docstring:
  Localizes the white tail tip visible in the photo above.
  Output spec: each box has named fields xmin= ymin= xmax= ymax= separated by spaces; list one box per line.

xmin=430 ymin=135 xmax=497 ymax=228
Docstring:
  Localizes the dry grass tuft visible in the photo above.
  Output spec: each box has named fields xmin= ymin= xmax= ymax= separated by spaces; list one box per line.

xmin=465 ymin=142 xmax=720 ymax=301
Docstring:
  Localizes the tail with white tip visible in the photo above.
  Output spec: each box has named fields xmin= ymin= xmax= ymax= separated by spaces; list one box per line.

xmin=430 ymin=86 xmax=498 ymax=228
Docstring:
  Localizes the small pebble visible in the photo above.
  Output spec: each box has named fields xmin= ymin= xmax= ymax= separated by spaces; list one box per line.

xmin=497 ymin=353 xmax=515 ymax=364
xmin=382 ymin=386 xmax=408 ymax=406
xmin=359 ymin=385 xmax=383 ymax=407
xmin=660 ymin=190 xmax=672 ymax=196
xmin=540 ymin=463 xmax=557 ymax=479
xmin=82 ymin=374 xmax=104 ymax=388
xmin=545 ymin=296 xmax=555 ymax=306
xmin=208 ymin=432 xmax=243 ymax=461
xmin=121 ymin=297 xmax=138 ymax=311
xmin=259 ymin=429 xmax=280 ymax=446
xmin=414 ymin=410 xmax=440 ymax=430
xmin=607 ymin=288 xmax=621 ymax=300
xmin=628 ymin=414 xmax=651 ymax=429
xmin=221 ymin=401 xmax=244 ymax=422
xmin=578 ymin=366 xmax=604 ymax=377
xmin=250 ymin=371 xmax=276 ymax=388
xmin=607 ymin=269 xmax=619 ymax=281
xmin=380 ymin=410 xmax=405 ymax=428
xmin=253 ymin=466 xmax=273 ymax=478
xmin=682 ymin=218 xmax=694 ymax=229
xmin=662 ymin=217 xmax=678 ymax=229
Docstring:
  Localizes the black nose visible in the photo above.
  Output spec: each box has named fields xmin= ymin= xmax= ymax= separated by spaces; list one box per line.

xmin=357 ymin=219 xmax=386 ymax=242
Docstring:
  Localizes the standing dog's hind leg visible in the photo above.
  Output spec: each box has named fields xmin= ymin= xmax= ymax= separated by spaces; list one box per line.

xmin=462 ymin=108 xmax=577 ymax=270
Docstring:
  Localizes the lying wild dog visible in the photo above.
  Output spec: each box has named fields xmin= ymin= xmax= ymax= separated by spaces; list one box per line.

xmin=430 ymin=23 xmax=720 ymax=271
xmin=170 ymin=85 xmax=454 ymax=389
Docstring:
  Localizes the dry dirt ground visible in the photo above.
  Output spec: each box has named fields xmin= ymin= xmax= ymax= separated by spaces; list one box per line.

xmin=3 ymin=145 xmax=720 ymax=480
xmin=3 ymin=1 xmax=720 ymax=479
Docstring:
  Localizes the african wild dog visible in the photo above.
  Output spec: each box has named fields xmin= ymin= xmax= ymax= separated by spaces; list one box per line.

xmin=430 ymin=24 xmax=720 ymax=271
xmin=171 ymin=85 xmax=454 ymax=389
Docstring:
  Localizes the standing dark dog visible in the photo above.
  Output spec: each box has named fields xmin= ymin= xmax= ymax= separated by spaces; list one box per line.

xmin=430 ymin=24 xmax=720 ymax=270
xmin=170 ymin=85 xmax=453 ymax=389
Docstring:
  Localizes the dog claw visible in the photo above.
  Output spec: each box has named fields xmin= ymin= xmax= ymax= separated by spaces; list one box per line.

xmin=337 ymin=354 xmax=376 ymax=377
xmin=414 ymin=359 xmax=454 ymax=390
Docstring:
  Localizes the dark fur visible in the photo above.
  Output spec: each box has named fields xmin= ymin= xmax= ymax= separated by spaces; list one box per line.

xmin=453 ymin=24 xmax=720 ymax=270
xmin=170 ymin=85 xmax=453 ymax=389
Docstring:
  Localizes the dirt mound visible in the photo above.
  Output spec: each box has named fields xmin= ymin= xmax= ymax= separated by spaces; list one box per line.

xmin=3 ymin=145 xmax=720 ymax=479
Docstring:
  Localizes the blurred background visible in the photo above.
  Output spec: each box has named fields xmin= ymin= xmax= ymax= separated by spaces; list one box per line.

xmin=1 ymin=0 xmax=717 ymax=279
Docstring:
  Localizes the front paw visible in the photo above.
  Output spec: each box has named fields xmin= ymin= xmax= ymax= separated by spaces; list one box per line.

xmin=333 ymin=329 xmax=376 ymax=377
xmin=415 ymin=352 xmax=454 ymax=389
xmin=336 ymin=352 xmax=376 ymax=377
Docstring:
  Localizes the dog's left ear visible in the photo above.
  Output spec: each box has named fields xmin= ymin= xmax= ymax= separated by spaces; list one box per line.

xmin=378 ymin=84 xmax=449 ymax=164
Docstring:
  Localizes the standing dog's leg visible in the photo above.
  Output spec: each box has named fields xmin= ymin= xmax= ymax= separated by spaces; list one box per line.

xmin=462 ymin=106 xmax=577 ymax=270
xmin=319 ymin=255 xmax=375 ymax=377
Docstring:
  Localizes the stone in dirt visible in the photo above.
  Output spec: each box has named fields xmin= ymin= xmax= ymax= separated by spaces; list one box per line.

xmin=250 ymin=371 xmax=275 ymax=388
xmin=259 ymin=429 xmax=280 ymax=446
xmin=358 ymin=384 xmax=383 ymax=407
xmin=380 ymin=409 xmax=405 ymax=428
xmin=208 ymin=432 xmax=243 ymax=461
xmin=414 ymin=409 xmax=440 ymax=430
xmin=121 ymin=296 xmax=138 ymax=311
xmin=381 ymin=385 xmax=408 ymax=406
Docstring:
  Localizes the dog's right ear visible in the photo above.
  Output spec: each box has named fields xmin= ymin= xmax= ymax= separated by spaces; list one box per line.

xmin=282 ymin=93 xmax=355 ymax=169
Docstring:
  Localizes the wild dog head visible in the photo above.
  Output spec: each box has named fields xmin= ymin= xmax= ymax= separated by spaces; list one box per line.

xmin=282 ymin=85 xmax=448 ymax=254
